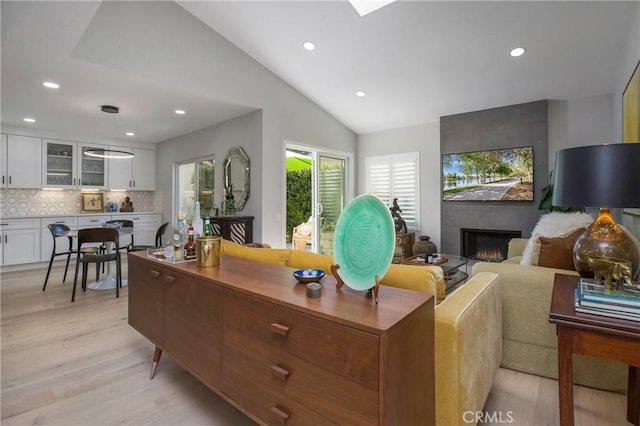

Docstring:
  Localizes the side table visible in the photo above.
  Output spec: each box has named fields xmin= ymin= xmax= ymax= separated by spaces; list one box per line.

xmin=548 ymin=273 xmax=640 ymax=426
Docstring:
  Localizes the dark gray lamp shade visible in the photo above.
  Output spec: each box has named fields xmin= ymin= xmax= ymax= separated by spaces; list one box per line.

xmin=552 ymin=143 xmax=640 ymax=208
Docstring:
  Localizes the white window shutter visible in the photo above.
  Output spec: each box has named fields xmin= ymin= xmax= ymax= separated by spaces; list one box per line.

xmin=365 ymin=152 xmax=420 ymax=231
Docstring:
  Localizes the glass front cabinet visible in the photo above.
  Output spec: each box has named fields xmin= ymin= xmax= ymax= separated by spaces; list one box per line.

xmin=43 ymin=139 xmax=108 ymax=189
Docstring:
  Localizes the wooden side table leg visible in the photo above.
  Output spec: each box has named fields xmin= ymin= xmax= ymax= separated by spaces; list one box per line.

xmin=629 ymin=365 xmax=639 ymax=426
xmin=150 ymin=346 xmax=163 ymax=380
xmin=557 ymin=327 xmax=574 ymax=426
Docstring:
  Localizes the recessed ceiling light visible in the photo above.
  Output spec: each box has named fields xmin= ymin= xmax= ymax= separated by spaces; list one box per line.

xmin=303 ymin=41 xmax=315 ymax=51
xmin=23 ymin=117 xmax=36 ymax=123
xmin=125 ymin=132 xmax=135 ymax=136
xmin=356 ymin=91 xmax=366 ymax=97
xmin=175 ymin=109 xmax=186 ymax=115
xmin=510 ymin=47 xmax=526 ymax=57
xmin=43 ymin=81 xmax=59 ymax=89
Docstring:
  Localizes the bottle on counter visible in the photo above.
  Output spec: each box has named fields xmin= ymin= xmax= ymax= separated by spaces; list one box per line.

xmin=192 ymin=201 xmax=204 ymax=237
xmin=184 ymin=226 xmax=196 ymax=260
xmin=204 ymin=217 xmax=212 ymax=236
xmin=173 ymin=234 xmax=183 ymax=261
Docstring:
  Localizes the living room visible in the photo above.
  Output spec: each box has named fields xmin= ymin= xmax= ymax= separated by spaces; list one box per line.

xmin=2 ymin=1 xmax=639 ymax=425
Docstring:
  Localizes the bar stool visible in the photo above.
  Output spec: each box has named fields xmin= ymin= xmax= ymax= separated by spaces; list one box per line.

xmin=42 ymin=224 xmax=98 ymax=292
xmin=129 ymin=222 xmax=169 ymax=252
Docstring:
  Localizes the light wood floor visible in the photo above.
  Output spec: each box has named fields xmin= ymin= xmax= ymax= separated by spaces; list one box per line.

xmin=1 ymin=260 xmax=630 ymax=425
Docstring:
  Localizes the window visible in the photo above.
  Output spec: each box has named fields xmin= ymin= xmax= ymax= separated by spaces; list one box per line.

xmin=365 ymin=152 xmax=420 ymax=230
xmin=175 ymin=157 xmax=214 ymax=223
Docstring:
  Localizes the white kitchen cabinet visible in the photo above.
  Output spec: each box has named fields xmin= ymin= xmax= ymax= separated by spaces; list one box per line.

xmin=0 ymin=218 xmax=41 ymax=266
xmin=40 ymin=217 xmax=78 ymax=262
xmin=108 ymin=146 xmax=155 ymax=191
xmin=0 ymin=134 xmax=6 ymax=187
xmin=1 ymin=135 xmax=42 ymax=188
xmin=42 ymin=140 xmax=109 ymax=189
xmin=117 ymin=213 xmax=161 ymax=247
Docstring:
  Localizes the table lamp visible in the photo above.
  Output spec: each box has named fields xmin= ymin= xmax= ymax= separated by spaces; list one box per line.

xmin=552 ymin=143 xmax=640 ymax=280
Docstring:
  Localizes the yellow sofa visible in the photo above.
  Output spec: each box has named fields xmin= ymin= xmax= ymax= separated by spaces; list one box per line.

xmin=472 ymin=238 xmax=628 ymax=393
xmin=221 ymin=240 xmax=502 ymax=425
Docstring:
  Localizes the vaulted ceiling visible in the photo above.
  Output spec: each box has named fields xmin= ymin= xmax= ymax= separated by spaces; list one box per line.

xmin=1 ymin=1 xmax=637 ymax=144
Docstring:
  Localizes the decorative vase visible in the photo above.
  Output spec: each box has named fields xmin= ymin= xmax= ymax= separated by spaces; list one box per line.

xmin=224 ymin=198 xmax=236 ymax=216
xmin=413 ymin=235 xmax=437 ymax=257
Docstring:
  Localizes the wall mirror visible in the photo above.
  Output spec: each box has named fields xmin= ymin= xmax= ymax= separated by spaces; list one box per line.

xmin=224 ymin=146 xmax=250 ymax=211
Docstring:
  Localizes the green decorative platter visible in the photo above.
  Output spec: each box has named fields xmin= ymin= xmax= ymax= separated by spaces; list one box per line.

xmin=332 ymin=194 xmax=395 ymax=291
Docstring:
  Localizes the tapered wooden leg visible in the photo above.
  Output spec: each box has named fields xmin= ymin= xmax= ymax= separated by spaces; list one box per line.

xmin=150 ymin=346 xmax=163 ymax=380
xmin=557 ymin=326 xmax=574 ymax=426
xmin=629 ymin=366 xmax=639 ymax=426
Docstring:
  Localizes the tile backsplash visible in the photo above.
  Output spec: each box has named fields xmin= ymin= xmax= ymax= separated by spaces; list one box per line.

xmin=0 ymin=189 xmax=162 ymax=216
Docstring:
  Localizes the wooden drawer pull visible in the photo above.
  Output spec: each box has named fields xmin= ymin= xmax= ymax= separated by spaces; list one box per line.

xmin=150 ymin=270 xmax=161 ymax=278
xmin=270 ymin=364 xmax=290 ymax=380
xmin=270 ymin=323 xmax=290 ymax=336
xmin=270 ymin=406 xmax=289 ymax=424
xmin=165 ymin=276 xmax=176 ymax=284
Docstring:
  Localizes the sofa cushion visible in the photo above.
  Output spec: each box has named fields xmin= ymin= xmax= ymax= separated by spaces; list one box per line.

xmin=537 ymin=228 xmax=584 ymax=270
xmin=221 ymin=239 xmax=290 ymax=266
xmin=521 ymin=212 xmax=593 ymax=265
xmin=381 ymin=264 xmax=446 ymax=304
xmin=286 ymin=250 xmax=334 ymax=275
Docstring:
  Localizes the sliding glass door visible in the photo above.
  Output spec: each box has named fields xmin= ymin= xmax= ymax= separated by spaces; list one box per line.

xmin=315 ymin=155 xmax=346 ymax=255
xmin=286 ymin=145 xmax=350 ymax=255
xmin=175 ymin=157 xmax=214 ymax=224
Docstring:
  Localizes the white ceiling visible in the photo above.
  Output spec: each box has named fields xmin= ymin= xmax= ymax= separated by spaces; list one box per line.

xmin=1 ymin=1 xmax=638 ymax=144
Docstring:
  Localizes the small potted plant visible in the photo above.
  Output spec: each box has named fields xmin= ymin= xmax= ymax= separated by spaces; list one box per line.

xmin=224 ymin=184 xmax=236 ymax=215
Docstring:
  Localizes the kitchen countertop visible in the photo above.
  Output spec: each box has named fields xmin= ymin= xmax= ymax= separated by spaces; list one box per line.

xmin=1 ymin=212 xmax=161 ymax=220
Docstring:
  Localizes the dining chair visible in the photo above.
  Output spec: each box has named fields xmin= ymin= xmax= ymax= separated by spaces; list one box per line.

xmin=100 ymin=219 xmax=133 ymax=272
xmin=72 ymin=227 xmax=122 ymax=302
xmin=103 ymin=219 xmax=134 ymax=251
xmin=129 ymin=222 xmax=169 ymax=252
xmin=42 ymin=224 xmax=98 ymax=292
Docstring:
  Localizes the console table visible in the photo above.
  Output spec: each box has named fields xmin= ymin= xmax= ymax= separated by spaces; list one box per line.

xmin=549 ymin=274 xmax=640 ymax=426
xmin=127 ymin=252 xmax=435 ymax=425
xmin=210 ymin=216 xmax=253 ymax=244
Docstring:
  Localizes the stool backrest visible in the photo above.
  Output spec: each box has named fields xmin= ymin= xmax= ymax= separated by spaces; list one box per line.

xmin=156 ymin=222 xmax=169 ymax=246
xmin=48 ymin=223 xmax=71 ymax=238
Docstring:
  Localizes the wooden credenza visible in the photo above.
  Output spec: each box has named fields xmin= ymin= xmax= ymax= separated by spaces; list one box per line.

xmin=128 ymin=252 xmax=435 ymax=425
xmin=210 ymin=216 xmax=253 ymax=244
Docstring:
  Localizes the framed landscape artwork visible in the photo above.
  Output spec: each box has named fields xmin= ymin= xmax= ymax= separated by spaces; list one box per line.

xmin=622 ymin=60 xmax=639 ymax=144
xmin=622 ymin=60 xmax=639 ymax=216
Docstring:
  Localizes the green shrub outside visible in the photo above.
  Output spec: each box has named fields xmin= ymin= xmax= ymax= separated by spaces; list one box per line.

xmin=286 ymin=168 xmax=312 ymax=241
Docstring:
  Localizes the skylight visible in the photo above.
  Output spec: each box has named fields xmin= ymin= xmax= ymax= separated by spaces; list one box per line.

xmin=348 ymin=0 xmax=397 ymax=17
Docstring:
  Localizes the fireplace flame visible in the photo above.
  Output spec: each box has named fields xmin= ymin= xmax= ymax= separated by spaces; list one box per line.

xmin=474 ymin=248 xmax=504 ymax=262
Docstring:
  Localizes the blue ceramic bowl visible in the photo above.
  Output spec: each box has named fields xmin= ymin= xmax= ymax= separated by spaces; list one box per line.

xmin=293 ymin=269 xmax=325 ymax=284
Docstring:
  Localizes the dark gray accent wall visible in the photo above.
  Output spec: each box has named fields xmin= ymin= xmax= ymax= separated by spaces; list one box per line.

xmin=440 ymin=100 xmax=548 ymax=255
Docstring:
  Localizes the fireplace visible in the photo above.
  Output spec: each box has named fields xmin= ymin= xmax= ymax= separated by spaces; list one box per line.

xmin=461 ymin=228 xmax=522 ymax=262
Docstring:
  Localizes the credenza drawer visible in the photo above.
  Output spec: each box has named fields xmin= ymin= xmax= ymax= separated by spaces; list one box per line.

xmin=223 ymin=289 xmax=379 ymax=390
xmin=222 ymin=333 xmax=378 ymax=425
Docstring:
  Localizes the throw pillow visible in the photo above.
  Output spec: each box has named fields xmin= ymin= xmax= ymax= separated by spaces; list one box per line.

xmin=537 ymin=228 xmax=584 ymax=270
xmin=520 ymin=212 xmax=593 ymax=266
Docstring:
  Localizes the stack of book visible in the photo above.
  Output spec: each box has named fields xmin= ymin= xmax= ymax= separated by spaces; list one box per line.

xmin=574 ymin=279 xmax=640 ymax=322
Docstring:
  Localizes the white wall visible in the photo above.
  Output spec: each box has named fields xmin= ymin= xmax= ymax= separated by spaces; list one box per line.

xmin=548 ymin=94 xmax=615 ymax=171
xmin=157 ymin=110 xmax=263 ymax=236
xmin=75 ymin=1 xmax=356 ymax=246
xmin=357 ymin=122 xmax=441 ymax=250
